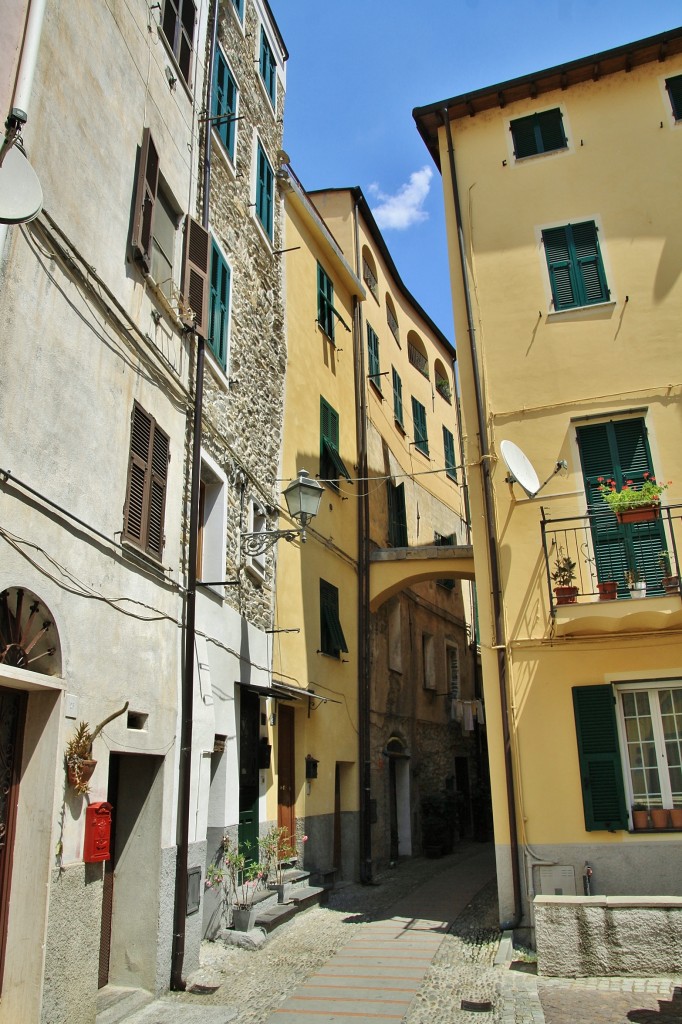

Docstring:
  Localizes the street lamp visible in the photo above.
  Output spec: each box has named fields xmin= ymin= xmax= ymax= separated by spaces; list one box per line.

xmin=241 ymin=470 xmax=324 ymax=557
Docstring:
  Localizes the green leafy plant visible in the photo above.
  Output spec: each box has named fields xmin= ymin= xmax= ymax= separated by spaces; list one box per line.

xmin=624 ymin=568 xmax=643 ymax=588
xmin=551 ymin=550 xmax=577 ymax=587
xmin=260 ymin=825 xmax=306 ymax=886
xmin=65 ymin=702 xmax=128 ymax=794
xmin=659 ymin=550 xmax=673 ymax=577
xmin=205 ymin=833 xmax=264 ymax=911
xmin=598 ymin=473 xmax=669 ymax=512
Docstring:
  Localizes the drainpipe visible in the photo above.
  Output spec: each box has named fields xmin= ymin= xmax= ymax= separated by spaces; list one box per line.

xmin=0 ymin=0 xmax=48 ymax=259
xmin=170 ymin=0 xmax=218 ymax=991
xmin=441 ymin=110 xmax=521 ymax=928
xmin=352 ymin=194 xmax=372 ymax=883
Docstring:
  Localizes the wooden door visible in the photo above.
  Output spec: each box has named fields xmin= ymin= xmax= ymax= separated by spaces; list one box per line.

xmin=277 ymin=705 xmax=295 ymax=841
xmin=0 ymin=687 xmax=26 ymax=995
xmin=239 ymin=690 xmax=260 ymax=859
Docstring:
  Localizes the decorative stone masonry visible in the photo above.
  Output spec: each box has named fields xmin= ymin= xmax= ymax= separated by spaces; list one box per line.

xmin=534 ymin=894 xmax=682 ymax=977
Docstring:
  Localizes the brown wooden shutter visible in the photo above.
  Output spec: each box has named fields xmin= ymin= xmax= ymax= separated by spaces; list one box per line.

xmin=146 ymin=421 xmax=169 ymax=558
xmin=131 ymin=128 xmax=159 ymax=273
xmin=122 ymin=402 xmax=169 ymax=558
xmin=181 ymin=216 xmax=210 ymax=337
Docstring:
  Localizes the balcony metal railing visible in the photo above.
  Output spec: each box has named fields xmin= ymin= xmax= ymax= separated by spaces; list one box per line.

xmin=408 ymin=341 xmax=429 ymax=378
xmin=541 ymin=504 xmax=682 ymax=613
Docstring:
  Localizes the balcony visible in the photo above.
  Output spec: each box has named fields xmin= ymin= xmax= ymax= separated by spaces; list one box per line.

xmin=541 ymin=504 xmax=682 ymax=636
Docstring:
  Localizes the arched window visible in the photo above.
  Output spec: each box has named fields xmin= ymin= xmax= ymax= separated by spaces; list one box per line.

xmin=407 ymin=330 xmax=429 ymax=379
xmin=434 ymin=359 xmax=452 ymax=402
xmin=386 ymin=294 xmax=399 ymax=344
xmin=362 ymin=247 xmax=378 ymax=301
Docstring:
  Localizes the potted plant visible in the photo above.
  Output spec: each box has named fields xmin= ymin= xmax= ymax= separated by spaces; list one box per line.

xmin=625 ymin=568 xmax=646 ymax=599
xmin=650 ymin=807 xmax=670 ymax=830
xmin=598 ymin=473 xmax=670 ymax=523
xmin=65 ymin=702 xmax=128 ymax=795
xmin=631 ymin=804 xmax=649 ymax=830
xmin=206 ymin=833 xmax=264 ymax=931
xmin=596 ymin=580 xmax=618 ymax=600
xmin=551 ymin=550 xmax=578 ymax=605
xmin=670 ymin=806 xmax=682 ymax=829
xmin=261 ymin=825 xmax=306 ymax=903
xmin=658 ymin=551 xmax=680 ymax=594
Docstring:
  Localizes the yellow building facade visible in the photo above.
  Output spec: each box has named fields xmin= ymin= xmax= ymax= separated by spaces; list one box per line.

xmin=415 ymin=27 xmax=682 ymax=937
xmin=273 ymin=172 xmax=480 ymax=882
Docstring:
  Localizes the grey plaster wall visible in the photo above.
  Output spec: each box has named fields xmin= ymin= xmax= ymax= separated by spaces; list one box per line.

xmin=41 ymin=864 xmax=103 ymax=1024
xmin=528 ymin=840 xmax=682 ymax=900
xmin=535 ymin=896 xmax=682 ymax=976
xmin=300 ymin=811 xmax=359 ymax=883
xmin=155 ymin=844 xmax=178 ymax=995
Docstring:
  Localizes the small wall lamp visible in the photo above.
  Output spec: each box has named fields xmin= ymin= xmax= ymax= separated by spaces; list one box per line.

xmin=241 ymin=469 xmax=324 ymax=557
xmin=305 ymin=754 xmax=319 ymax=780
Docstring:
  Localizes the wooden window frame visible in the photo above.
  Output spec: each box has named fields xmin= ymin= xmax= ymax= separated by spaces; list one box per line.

xmin=387 ymin=482 xmax=408 ymax=547
xmin=122 ymin=402 xmax=170 ymax=560
xmin=367 ymin=323 xmax=381 ymax=393
xmin=160 ymin=0 xmax=196 ymax=86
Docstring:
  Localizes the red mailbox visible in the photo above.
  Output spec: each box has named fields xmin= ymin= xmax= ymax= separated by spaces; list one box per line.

xmin=83 ymin=801 xmax=112 ymax=863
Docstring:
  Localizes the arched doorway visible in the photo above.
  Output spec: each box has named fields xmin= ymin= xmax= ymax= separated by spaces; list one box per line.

xmin=385 ymin=736 xmax=411 ymax=860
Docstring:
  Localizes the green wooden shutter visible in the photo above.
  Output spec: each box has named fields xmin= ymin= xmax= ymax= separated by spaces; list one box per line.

xmin=256 ymin=143 xmax=273 ymax=239
xmin=443 ymin=427 xmax=457 ymax=481
xmin=213 ymin=51 xmax=237 ymax=159
xmin=208 ymin=240 xmax=230 ymax=367
xmin=536 ymin=108 xmax=566 ymax=151
xmin=666 ymin=75 xmax=682 ymax=119
xmin=543 ymin=226 xmax=577 ymax=309
xmin=387 ymin=483 xmax=407 ymax=547
xmin=317 ymin=263 xmax=335 ymax=340
xmin=511 ymin=108 xmax=565 ymax=158
xmin=511 ymin=114 xmax=538 ymax=158
xmin=572 ymin=221 xmax=609 ymax=305
xmin=577 ymin=419 xmax=665 ymax=594
xmin=392 ymin=368 xmax=403 ymax=426
xmin=411 ymin=397 xmax=429 ymax=455
xmin=572 ymin=685 xmax=628 ymax=831
xmin=543 ymin=222 xmax=608 ymax=310
xmin=320 ymin=580 xmax=348 ymax=655
xmin=320 ymin=398 xmax=349 ymax=483
xmin=367 ymin=324 xmax=380 ymax=388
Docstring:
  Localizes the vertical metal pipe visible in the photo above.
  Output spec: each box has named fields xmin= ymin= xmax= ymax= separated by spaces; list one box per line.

xmin=352 ymin=195 xmax=372 ymax=883
xmin=170 ymin=0 xmax=217 ymax=990
xmin=441 ymin=110 xmax=522 ymax=927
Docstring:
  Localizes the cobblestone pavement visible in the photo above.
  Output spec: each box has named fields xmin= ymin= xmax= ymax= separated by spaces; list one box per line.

xmin=121 ymin=845 xmax=682 ymax=1024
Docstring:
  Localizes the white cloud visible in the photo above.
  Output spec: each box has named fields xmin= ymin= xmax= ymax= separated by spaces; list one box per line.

xmin=367 ymin=166 xmax=433 ymax=231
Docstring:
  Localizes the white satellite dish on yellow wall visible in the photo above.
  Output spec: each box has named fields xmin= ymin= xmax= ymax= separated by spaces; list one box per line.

xmin=500 ymin=440 xmax=541 ymax=498
xmin=500 ymin=440 xmax=568 ymax=499
xmin=0 ymin=143 xmax=43 ymax=225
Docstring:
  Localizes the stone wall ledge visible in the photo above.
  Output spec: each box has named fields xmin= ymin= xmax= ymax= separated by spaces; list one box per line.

xmin=535 ymin=894 xmax=682 ymax=908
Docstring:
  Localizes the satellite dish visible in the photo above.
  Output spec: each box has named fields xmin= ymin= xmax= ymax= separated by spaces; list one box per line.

xmin=500 ymin=440 xmax=541 ymax=498
xmin=0 ymin=144 xmax=43 ymax=225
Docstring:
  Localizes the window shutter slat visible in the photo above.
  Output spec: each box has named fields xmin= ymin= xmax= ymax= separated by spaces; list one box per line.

xmin=131 ymin=128 xmax=159 ymax=272
xmin=573 ymin=685 xmax=628 ymax=831
xmin=181 ymin=216 xmax=210 ymax=336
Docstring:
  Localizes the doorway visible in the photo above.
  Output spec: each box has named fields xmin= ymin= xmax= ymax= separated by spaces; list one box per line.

xmin=239 ymin=689 xmax=260 ymax=857
xmin=277 ymin=704 xmax=295 ymax=840
xmin=98 ymin=753 xmax=163 ymax=993
xmin=386 ymin=737 xmax=411 ymax=858
xmin=0 ymin=688 xmax=26 ymax=995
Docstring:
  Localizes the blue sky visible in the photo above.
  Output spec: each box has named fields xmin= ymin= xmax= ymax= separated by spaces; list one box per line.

xmin=273 ymin=1 xmax=681 ymax=344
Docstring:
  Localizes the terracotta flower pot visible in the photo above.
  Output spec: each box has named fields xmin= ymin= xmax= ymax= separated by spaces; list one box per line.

xmin=554 ymin=586 xmax=578 ymax=606
xmin=650 ymin=808 xmax=669 ymax=829
xmin=597 ymin=581 xmax=618 ymax=600
xmin=67 ymin=758 xmax=97 ymax=793
xmin=663 ymin=576 xmax=680 ymax=595
xmin=616 ymin=505 xmax=660 ymax=524
xmin=632 ymin=809 xmax=649 ymax=830
xmin=670 ymin=808 xmax=682 ymax=829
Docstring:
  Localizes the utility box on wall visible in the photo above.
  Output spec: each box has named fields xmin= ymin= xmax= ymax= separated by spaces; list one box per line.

xmin=83 ymin=801 xmax=112 ymax=863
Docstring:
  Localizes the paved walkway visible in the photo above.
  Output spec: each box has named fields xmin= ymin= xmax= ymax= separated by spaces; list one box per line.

xmin=266 ymin=846 xmax=497 ymax=1023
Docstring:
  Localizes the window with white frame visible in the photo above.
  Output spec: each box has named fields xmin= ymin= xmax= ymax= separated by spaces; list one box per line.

xmin=196 ymin=455 xmax=227 ymax=593
xmin=246 ymin=498 xmax=268 ymax=580
xmin=617 ymin=682 xmax=682 ymax=811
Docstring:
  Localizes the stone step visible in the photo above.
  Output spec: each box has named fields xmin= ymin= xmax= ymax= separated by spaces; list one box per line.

xmin=96 ymin=986 xmax=153 ymax=1024
xmin=310 ymin=866 xmax=337 ymax=889
xmin=255 ymin=901 xmax=298 ymax=933
xmin=290 ymin=885 xmax=327 ymax=909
